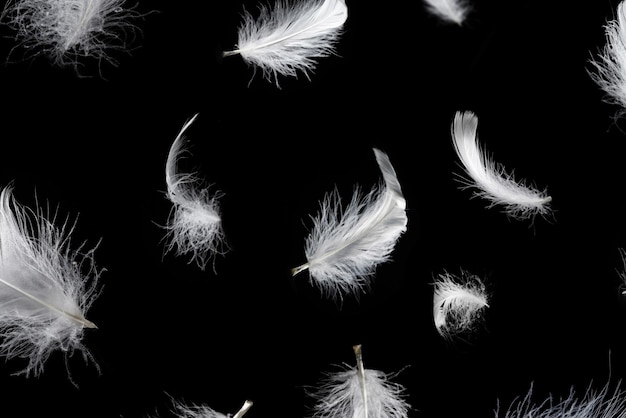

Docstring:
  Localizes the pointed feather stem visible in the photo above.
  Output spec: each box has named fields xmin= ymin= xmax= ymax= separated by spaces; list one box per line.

xmin=353 ymin=344 xmax=368 ymax=418
xmin=233 ymin=400 xmax=254 ymax=418
xmin=0 ymin=277 xmax=97 ymax=329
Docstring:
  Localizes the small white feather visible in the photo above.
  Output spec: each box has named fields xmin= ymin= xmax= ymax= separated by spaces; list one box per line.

xmin=163 ymin=114 xmax=228 ymax=272
xmin=0 ymin=185 xmax=101 ymax=378
xmin=307 ymin=345 xmax=411 ymax=418
xmin=432 ymin=270 xmax=489 ymax=340
xmin=451 ymin=110 xmax=552 ymax=220
xmin=291 ymin=148 xmax=407 ymax=301
xmin=589 ymin=1 xmax=626 ymax=119
xmin=0 ymin=0 xmax=141 ymax=68
xmin=168 ymin=399 xmax=253 ymax=418
xmin=497 ymin=381 xmax=626 ymax=418
xmin=222 ymin=0 xmax=348 ymax=87
xmin=423 ymin=0 xmax=471 ymax=25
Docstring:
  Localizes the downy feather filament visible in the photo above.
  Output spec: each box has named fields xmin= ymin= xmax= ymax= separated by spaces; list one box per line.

xmin=1 ymin=0 xmax=141 ymax=68
xmin=168 ymin=399 xmax=253 ymax=418
xmin=291 ymin=148 xmax=407 ymax=302
xmin=0 ymin=185 xmax=101 ymax=378
xmin=588 ymin=1 xmax=626 ymax=119
xmin=451 ymin=110 xmax=552 ymax=220
xmin=423 ymin=0 xmax=471 ymax=25
xmin=222 ymin=0 xmax=348 ymax=87
xmin=307 ymin=344 xmax=411 ymax=418
xmin=432 ymin=270 xmax=489 ymax=340
xmin=163 ymin=113 xmax=227 ymax=272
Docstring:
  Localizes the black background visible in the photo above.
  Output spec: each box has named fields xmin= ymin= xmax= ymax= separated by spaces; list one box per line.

xmin=0 ymin=0 xmax=625 ymax=417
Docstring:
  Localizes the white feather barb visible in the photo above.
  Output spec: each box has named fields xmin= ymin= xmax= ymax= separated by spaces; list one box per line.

xmin=588 ymin=1 xmax=626 ymax=119
xmin=432 ymin=270 xmax=489 ymax=340
xmin=497 ymin=381 xmax=626 ymax=418
xmin=291 ymin=148 xmax=407 ymax=301
xmin=163 ymin=113 xmax=227 ymax=272
xmin=0 ymin=185 xmax=101 ymax=378
xmin=0 ymin=0 xmax=142 ymax=68
xmin=451 ymin=110 xmax=552 ymax=220
xmin=168 ymin=399 xmax=253 ymax=418
xmin=423 ymin=0 xmax=471 ymax=25
xmin=222 ymin=0 xmax=348 ymax=86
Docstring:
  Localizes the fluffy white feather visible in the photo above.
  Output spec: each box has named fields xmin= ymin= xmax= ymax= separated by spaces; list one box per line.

xmin=307 ymin=345 xmax=411 ymax=418
xmin=496 ymin=381 xmax=626 ymax=418
xmin=451 ymin=110 xmax=552 ymax=220
xmin=163 ymin=113 xmax=227 ymax=272
xmin=589 ymin=1 xmax=626 ymax=119
xmin=0 ymin=0 xmax=141 ymax=68
xmin=222 ymin=0 xmax=348 ymax=86
xmin=0 ymin=185 xmax=101 ymax=378
xmin=169 ymin=399 xmax=253 ymax=418
xmin=423 ymin=0 xmax=471 ymax=25
xmin=432 ymin=270 xmax=489 ymax=340
xmin=291 ymin=148 xmax=407 ymax=301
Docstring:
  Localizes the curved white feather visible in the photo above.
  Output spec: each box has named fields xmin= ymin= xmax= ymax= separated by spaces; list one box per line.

xmin=451 ymin=110 xmax=552 ymax=220
xmin=589 ymin=1 xmax=626 ymax=118
xmin=291 ymin=148 xmax=407 ymax=301
xmin=223 ymin=0 xmax=348 ymax=86
xmin=163 ymin=114 xmax=227 ymax=272
xmin=0 ymin=185 xmax=101 ymax=378
xmin=432 ymin=270 xmax=489 ymax=340
xmin=423 ymin=0 xmax=471 ymax=25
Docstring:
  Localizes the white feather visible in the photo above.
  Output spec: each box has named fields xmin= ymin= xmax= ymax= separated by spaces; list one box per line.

xmin=291 ymin=148 xmax=407 ymax=301
xmin=0 ymin=0 xmax=141 ymax=68
xmin=432 ymin=270 xmax=489 ymax=340
xmin=168 ymin=399 xmax=253 ymax=418
xmin=222 ymin=0 xmax=348 ymax=87
xmin=589 ymin=1 xmax=626 ymax=119
xmin=423 ymin=0 xmax=471 ymax=25
xmin=497 ymin=381 xmax=626 ymax=418
xmin=163 ymin=113 xmax=227 ymax=272
xmin=308 ymin=345 xmax=411 ymax=418
xmin=0 ymin=185 xmax=101 ymax=378
xmin=451 ymin=110 xmax=552 ymax=220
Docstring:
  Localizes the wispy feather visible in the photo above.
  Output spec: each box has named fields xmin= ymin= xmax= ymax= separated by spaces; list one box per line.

xmin=423 ymin=0 xmax=471 ymax=25
xmin=291 ymin=148 xmax=407 ymax=302
xmin=167 ymin=399 xmax=253 ymax=418
xmin=163 ymin=113 xmax=227 ymax=272
xmin=222 ymin=0 xmax=348 ymax=87
xmin=307 ymin=344 xmax=411 ymax=418
xmin=451 ymin=110 xmax=552 ymax=220
xmin=588 ymin=1 xmax=626 ymax=119
xmin=432 ymin=270 xmax=489 ymax=341
xmin=0 ymin=184 xmax=101 ymax=379
xmin=0 ymin=0 xmax=142 ymax=69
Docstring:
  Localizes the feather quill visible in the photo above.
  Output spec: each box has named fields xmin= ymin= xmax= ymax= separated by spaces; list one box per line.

xmin=0 ymin=185 xmax=101 ymax=378
xmin=291 ymin=148 xmax=407 ymax=301
xmin=222 ymin=0 xmax=348 ymax=87
xmin=496 ymin=381 xmax=626 ymax=418
xmin=163 ymin=113 xmax=227 ymax=272
xmin=451 ymin=110 xmax=552 ymax=220
xmin=0 ymin=0 xmax=141 ymax=68
xmin=423 ymin=0 xmax=471 ymax=25
xmin=168 ymin=399 xmax=253 ymax=418
xmin=307 ymin=344 xmax=411 ymax=418
xmin=588 ymin=1 xmax=626 ymax=119
xmin=432 ymin=270 xmax=489 ymax=340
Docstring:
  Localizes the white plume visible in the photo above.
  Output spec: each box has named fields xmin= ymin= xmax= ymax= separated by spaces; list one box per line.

xmin=168 ymin=399 xmax=253 ymax=418
xmin=222 ymin=0 xmax=348 ymax=87
xmin=0 ymin=184 xmax=101 ymax=378
xmin=589 ymin=1 xmax=626 ymax=119
xmin=423 ymin=0 xmax=471 ymax=25
xmin=432 ymin=270 xmax=489 ymax=341
xmin=291 ymin=148 xmax=407 ymax=302
xmin=163 ymin=113 xmax=227 ymax=272
xmin=451 ymin=110 xmax=552 ymax=220
xmin=496 ymin=381 xmax=626 ymax=418
xmin=307 ymin=345 xmax=411 ymax=418
xmin=0 ymin=0 xmax=142 ymax=68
